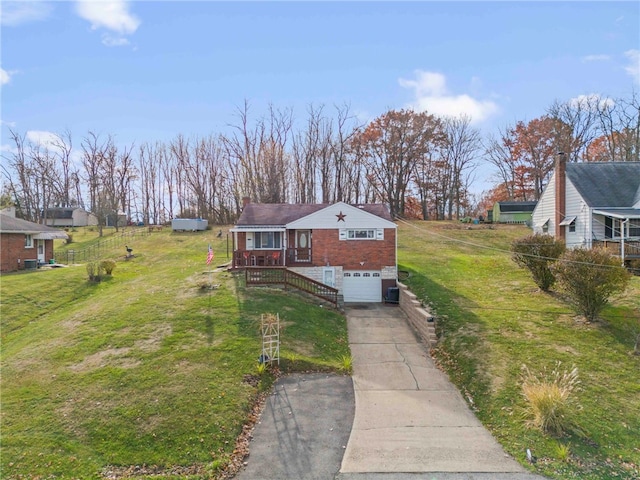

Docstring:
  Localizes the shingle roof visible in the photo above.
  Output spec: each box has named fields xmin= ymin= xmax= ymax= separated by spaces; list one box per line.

xmin=236 ymin=203 xmax=393 ymax=226
xmin=497 ymin=201 xmax=537 ymax=213
xmin=566 ymin=162 xmax=640 ymax=207
xmin=44 ymin=208 xmax=75 ymax=219
xmin=0 ymin=214 xmax=65 ymax=234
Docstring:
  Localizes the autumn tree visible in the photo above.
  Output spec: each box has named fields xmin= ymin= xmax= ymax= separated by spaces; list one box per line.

xmin=485 ymin=116 xmax=572 ymax=201
xmin=354 ymin=109 xmax=444 ymax=218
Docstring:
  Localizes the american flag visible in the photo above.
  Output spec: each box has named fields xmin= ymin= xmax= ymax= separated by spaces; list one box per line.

xmin=206 ymin=244 xmax=214 ymax=265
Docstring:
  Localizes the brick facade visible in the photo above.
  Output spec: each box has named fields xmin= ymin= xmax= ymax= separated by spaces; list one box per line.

xmin=1 ymin=233 xmax=54 ymax=272
xmin=235 ymin=228 xmax=396 ymax=270
xmin=308 ymin=229 xmax=395 ymax=270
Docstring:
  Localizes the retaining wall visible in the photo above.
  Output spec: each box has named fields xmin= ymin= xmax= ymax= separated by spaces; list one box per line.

xmin=397 ymin=281 xmax=437 ymax=350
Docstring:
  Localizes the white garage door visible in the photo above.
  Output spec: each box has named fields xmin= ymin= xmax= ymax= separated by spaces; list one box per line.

xmin=343 ymin=271 xmax=382 ymax=303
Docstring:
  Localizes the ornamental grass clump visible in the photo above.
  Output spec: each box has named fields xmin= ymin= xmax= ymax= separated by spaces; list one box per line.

xmin=521 ymin=362 xmax=580 ymax=436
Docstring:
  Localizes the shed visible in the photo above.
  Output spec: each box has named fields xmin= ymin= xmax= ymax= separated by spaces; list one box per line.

xmin=171 ymin=218 xmax=208 ymax=231
xmin=492 ymin=201 xmax=537 ymax=224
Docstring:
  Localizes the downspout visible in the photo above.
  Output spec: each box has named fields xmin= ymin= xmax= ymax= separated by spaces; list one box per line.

xmin=554 ymin=152 xmax=567 ymax=242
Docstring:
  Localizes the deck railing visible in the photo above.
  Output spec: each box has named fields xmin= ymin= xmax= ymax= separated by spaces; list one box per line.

xmin=245 ymin=267 xmax=338 ymax=306
xmin=233 ymin=248 xmax=312 ymax=268
xmin=593 ymin=240 xmax=640 ymax=258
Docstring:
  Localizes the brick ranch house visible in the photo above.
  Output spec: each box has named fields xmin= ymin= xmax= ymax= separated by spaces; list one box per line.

xmin=1 ymin=209 xmax=69 ymax=272
xmin=231 ymin=200 xmax=397 ymax=302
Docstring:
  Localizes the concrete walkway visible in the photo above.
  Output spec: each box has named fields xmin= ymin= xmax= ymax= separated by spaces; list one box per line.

xmin=340 ymin=304 xmax=542 ymax=478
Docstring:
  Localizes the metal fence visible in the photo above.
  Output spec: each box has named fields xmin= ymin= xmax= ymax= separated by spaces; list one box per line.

xmin=54 ymin=227 xmax=149 ymax=264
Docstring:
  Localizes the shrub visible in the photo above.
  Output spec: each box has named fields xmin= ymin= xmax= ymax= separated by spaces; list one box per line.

xmin=511 ymin=234 xmax=565 ymax=291
xmin=86 ymin=261 xmax=104 ymax=282
xmin=100 ymin=259 xmax=116 ymax=275
xmin=521 ymin=362 xmax=580 ymax=436
xmin=552 ymin=248 xmax=631 ymax=322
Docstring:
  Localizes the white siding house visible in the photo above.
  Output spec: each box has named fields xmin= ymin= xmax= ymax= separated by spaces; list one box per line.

xmin=532 ymin=160 xmax=640 ymax=261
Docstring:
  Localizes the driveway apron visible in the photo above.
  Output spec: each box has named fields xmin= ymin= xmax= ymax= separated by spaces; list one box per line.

xmin=340 ymin=304 xmax=528 ymax=474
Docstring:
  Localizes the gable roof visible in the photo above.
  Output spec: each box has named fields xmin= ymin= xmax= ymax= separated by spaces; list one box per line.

xmin=287 ymin=202 xmax=396 ymax=229
xmin=235 ymin=202 xmax=394 ymax=227
xmin=566 ymin=162 xmax=640 ymax=207
xmin=0 ymin=213 xmax=68 ymax=238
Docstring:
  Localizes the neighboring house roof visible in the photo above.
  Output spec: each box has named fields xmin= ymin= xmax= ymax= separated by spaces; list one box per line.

xmin=0 ymin=214 xmax=68 ymax=239
xmin=566 ymin=162 xmax=640 ymax=207
xmin=236 ymin=202 xmax=394 ymax=227
xmin=496 ymin=201 xmax=537 ymax=213
xmin=44 ymin=208 xmax=75 ymax=219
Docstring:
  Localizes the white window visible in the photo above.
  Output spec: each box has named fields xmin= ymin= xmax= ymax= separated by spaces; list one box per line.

xmin=25 ymin=234 xmax=33 ymax=248
xmin=254 ymin=231 xmax=282 ymax=249
xmin=347 ymin=229 xmax=375 ymax=240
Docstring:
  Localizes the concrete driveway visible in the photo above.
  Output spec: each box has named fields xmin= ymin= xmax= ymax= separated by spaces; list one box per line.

xmin=339 ymin=303 xmax=544 ymax=479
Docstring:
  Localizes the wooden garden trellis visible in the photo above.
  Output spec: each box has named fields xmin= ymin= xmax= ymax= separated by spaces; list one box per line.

xmin=261 ymin=313 xmax=280 ymax=366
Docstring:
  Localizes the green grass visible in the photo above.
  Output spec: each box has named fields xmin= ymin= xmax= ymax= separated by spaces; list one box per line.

xmin=1 ymin=227 xmax=349 ymax=479
xmin=398 ymin=220 xmax=640 ymax=479
xmin=4 ymin=221 xmax=639 ymax=479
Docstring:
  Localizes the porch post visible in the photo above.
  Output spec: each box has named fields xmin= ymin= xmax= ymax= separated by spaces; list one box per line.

xmin=621 ymin=219 xmax=628 ymax=266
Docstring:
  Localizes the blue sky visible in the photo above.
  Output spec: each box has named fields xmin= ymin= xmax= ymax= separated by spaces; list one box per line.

xmin=1 ymin=1 xmax=639 ymax=190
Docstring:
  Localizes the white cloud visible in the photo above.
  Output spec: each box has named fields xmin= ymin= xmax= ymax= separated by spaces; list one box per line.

xmin=398 ymin=70 xmax=498 ymax=124
xmin=26 ymin=130 xmax=61 ymax=149
xmin=1 ymin=143 xmax=18 ymax=155
xmin=623 ymin=49 xmax=640 ymax=84
xmin=1 ymin=119 xmax=17 ymax=128
xmin=0 ymin=67 xmax=10 ymax=85
xmin=569 ymin=93 xmax=615 ymax=110
xmin=102 ymin=33 xmax=130 ymax=47
xmin=582 ymin=54 xmax=610 ymax=62
xmin=75 ymin=0 xmax=140 ymax=35
xmin=0 ymin=1 xmax=53 ymax=26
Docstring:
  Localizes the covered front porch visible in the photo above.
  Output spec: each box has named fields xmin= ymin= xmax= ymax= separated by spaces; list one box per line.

xmin=230 ymin=226 xmax=316 ymax=269
xmin=592 ymin=240 xmax=640 ymax=259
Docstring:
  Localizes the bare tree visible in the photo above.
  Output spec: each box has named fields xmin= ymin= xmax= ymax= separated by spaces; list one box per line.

xmin=442 ymin=116 xmax=481 ymax=219
xmin=587 ymin=92 xmax=640 ymax=162
xmin=223 ymin=101 xmax=293 ymax=206
xmin=548 ymin=95 xmax=600 ymax=161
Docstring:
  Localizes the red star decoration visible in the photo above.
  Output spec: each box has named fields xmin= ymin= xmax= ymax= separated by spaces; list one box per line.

xmin=336 ymin=211 xmax=346 ymax=222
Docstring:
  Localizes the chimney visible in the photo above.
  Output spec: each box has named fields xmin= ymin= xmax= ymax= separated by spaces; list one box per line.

xmin=242 ymin=196 xmax=251 ymax=208
xmin=554 ymin=152 xmax=566 ymax=241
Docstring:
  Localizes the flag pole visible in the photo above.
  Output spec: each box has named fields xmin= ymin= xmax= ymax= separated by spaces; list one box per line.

xmin=206 ymin=243 xmax=214 ymax=289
